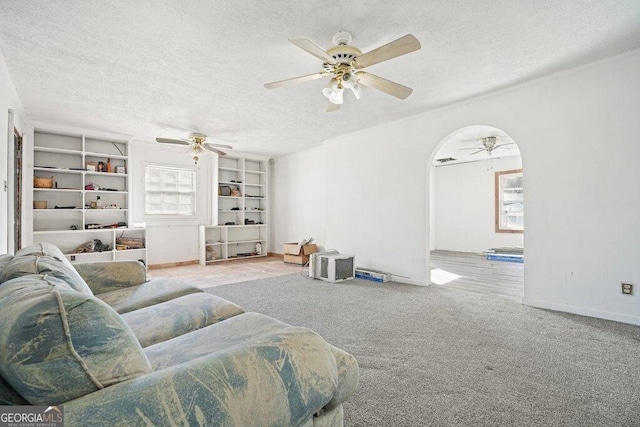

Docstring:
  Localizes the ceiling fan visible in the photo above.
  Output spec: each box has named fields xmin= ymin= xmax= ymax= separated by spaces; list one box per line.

xmin=459 ymin=136 xmax=515 ymax=156
xmin=264 ymin=30 xmax=421 ymax=111
xmin=155 ymin=133 xmax=232 ymax=163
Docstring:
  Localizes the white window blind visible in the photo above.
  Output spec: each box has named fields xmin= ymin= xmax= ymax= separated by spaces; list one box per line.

xmin=145 ymin=165 xmax=196 ymax=215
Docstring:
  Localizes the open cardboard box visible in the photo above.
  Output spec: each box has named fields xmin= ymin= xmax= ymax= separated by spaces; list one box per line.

xmin=283 ymin=242 xmax=318 ymax=265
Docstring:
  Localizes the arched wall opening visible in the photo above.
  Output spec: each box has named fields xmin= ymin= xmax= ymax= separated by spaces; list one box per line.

xmin=427 ymin=125 xmax=525 ymax=300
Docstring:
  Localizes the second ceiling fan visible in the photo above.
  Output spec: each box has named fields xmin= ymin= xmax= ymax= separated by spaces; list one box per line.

xmin=264 ymin=31 xmax=421 ymax=111
xmin=155 ymin=133 xmax=232 ymax=163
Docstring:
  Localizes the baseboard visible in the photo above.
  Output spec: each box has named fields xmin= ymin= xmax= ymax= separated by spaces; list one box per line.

xmin=392 ymin=276 xmax=428 ymax=286
xmin=148 ymin=260 xmax=198 ymax=270
xmin=522 ymin=297 xmax=640 ymax=326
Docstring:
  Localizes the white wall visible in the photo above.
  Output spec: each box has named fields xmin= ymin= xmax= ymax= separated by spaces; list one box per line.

xmin=0 ymin=49 xmax=26 ymax=254
xmin=433 ymin=156 xmax=523 ymax=253
xmin=273 ymin=48 xmax=640 ymax=324
xmin=270 ymin=146 xmax=326 ymax=252
xmin=129 ymin=141 xmax=213 ymax=265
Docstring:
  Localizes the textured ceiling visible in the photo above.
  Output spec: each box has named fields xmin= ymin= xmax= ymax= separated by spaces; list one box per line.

xmin=1 ymin=1 xmax=640 ymax=158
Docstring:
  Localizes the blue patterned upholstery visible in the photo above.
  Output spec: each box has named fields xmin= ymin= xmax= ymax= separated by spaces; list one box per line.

xmin=0 ymin=244 xmax=358 ymax=425
xmin=0 ymin=275 xmax=152 ymax=405
xmin=122 ymin=292 xmax=245 ymax=347
xmin=4 ymin=243 xmax=93 ymax=295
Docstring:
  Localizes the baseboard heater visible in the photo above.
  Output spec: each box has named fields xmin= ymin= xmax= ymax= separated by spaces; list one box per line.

xmin=486 ymin=254 xmax=524 ymax=263
xmin=355 ymin=267 xmax=391 ymax=283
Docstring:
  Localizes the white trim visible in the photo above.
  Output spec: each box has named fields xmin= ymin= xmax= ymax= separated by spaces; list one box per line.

xmin=523 ymin=297 xmax=640 ymax=326
xmin=393 ymin=276 xmax=427 ymax=286
xmin=6 ymin=109 xmax=14 ymax=253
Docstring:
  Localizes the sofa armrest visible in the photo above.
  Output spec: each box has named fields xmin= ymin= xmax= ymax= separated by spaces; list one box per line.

xmin=64 ymin=327 xmax=342 ymax=426
xmin=73 ymin=261 xmax=147 ymax=294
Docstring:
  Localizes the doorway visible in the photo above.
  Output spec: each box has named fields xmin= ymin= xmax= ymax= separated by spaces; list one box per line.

xmin=13 ymin=128 xmax=22 ymax=251
xmin=428 ymin=125 xmax=524 ymax=300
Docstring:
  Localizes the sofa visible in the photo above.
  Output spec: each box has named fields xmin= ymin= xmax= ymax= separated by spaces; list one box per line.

xmin=0 ymin=243 xmax=359 ymax=426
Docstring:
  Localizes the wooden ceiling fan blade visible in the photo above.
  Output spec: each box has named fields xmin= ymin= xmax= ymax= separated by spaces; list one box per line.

xmin=289 ymin=38 xmax=336 ymax=64
xmin=356 ymin=72 xmax=413 ymax=99
xmin=353 ymin=34 xmax=421 ymax=69
xmin=156 ymin=138 xmax=189 ymax=145
xmin=203 ymin=145 xmax=227 ymax=156
xmin=326 ymin=101 xmax=341 ymax=112
xmin=264 ymin=72 xmax=329 ymax=89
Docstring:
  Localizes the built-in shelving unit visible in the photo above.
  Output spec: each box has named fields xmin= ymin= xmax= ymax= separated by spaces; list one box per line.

xmin=28 ymin=123 xmax=146 ymax=264
xmin=199 ymin=155 xmax=269 ymax=264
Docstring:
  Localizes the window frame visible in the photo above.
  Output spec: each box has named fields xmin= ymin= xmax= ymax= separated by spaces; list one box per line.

xmin=144 ymin=164 xmax=197 ymax=218
xmin=495 ymin=168 xmax=524 ymax=234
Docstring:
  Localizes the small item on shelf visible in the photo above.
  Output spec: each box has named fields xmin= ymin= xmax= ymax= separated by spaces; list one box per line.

xmin=69 ymin=239 xmax=111 ymax=254
xmin=206 ymin=246 xmax=217 ymax=261
xmin=33 ymin=201 xmax=47 ymax=209
xmin=98 ymin=161 xmax=104 ymax=172
xmin=230 ymin=188 xmax=241 ymax=197
xmin=116 ymin=166 xmax=125 ymax=174
xmin=106 ymin=158 xmax=113 ymax=173
xmin=95 ymin=196 xmax=102 ymax=209
xmin=85 ymin=222 xmax=124 ymax=229
xmin=86 ymin=161 xmax=97 ymax=171
xmin=116 ymin=237 xmax=144 ymax=249
xmin=255 ymin=242 xmax=262 ymax=255
xmin=33 ymin=176 xmax=54 ymax=188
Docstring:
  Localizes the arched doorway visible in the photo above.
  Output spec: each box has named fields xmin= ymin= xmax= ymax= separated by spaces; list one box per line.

xmin=428 ymin=125 xmax=524 ymax=300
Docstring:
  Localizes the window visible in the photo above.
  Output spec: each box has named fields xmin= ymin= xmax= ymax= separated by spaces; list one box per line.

xmin=495 ymin=169 xmax=523 ymax=233
xmin=145 ymin=165 xmax=196 ymax=216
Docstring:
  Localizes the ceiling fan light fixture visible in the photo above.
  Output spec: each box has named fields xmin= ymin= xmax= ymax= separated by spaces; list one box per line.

xmin=350 ymin=85 xmax=362 ymax=99
xmin=322 ymin=78 xmax=344 ymax=104
xmin=155 ymin=132 xmax=231 ymax=163
xmin=265 ymin=32 xmax=420 ymax=109
xmin=328 ymin=87 xmax=344 ymax=104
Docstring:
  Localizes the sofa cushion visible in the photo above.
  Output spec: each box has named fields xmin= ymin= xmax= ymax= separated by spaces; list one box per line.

xmin=122 ymin=293 xmax=245 ymax=347
xmin=0 ymin=374 xmax=28 ymax=405
xmin=5 ymin=243 xmax=93 ymax=295
xmin=96 ymin=277 xmax=203 ymax=314
xmin=0 ymin=275 xmax=152 ymax=405
xmin=0 ymin=254 xmax=13 ymax=277
xmin=1 ymin=255 xmax=94 ymax=296
xmin=144 ymin=312 xmax=292 ymax=370
xmin=145 ymin=312 xmax=358 ymax=416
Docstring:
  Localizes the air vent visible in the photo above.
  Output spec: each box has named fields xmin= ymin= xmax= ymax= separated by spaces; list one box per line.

xmin=436 ymin=157 xmax=456 ymax=163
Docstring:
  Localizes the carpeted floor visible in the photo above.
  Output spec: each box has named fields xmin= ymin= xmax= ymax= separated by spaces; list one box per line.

xmin=205 ymin=274 xmax=640 ymax=427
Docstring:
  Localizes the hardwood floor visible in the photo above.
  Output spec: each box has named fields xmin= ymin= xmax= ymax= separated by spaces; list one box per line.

xmin=430 ymin=250 xmax=524 ymax=301
xmin=148 ymin=255 xmax=302 ymax=289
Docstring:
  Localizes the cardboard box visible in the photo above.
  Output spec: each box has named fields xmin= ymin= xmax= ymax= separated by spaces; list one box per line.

xmin=283 ymin=242 xmax=318 ymax=265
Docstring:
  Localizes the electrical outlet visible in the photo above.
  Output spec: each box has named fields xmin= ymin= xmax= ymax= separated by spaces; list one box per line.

xmin=621 ymin=282 xmax=633 ymax=295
